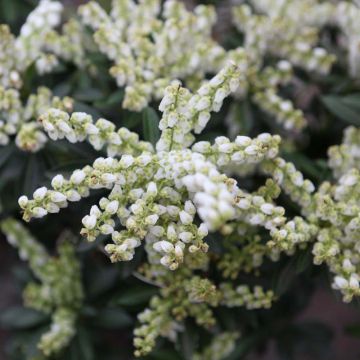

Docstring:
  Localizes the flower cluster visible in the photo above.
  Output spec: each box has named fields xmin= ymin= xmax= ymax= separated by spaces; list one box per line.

xmin=79 ymin=0 xmax=225 ymax=111
xmin=0 ymin=86 xmax=73 ymax=151
xmin=133 ymin=265 xmax=273 ymax=357
xmin=0 ymin=218 xmax=83 ymax=356
xmin=18 ymin=57 xmax=360 ymax=326
xmin=0 ymin=0 xmax=87 ymax=88
xmin=5 ymin=2 xmax=360 ymax=355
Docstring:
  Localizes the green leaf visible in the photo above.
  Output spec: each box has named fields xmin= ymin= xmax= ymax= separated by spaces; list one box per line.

xmin=76 ymin=327 xmax=95 ymax=360
xmin=321 ymin=95 xmax=360 ymax=126
xmin=0 ymin=306 xmax=48 ymax=329
xmin=91 ymin=308 xmax=132 ymax=329
xmin=0 ymin=144 xmax=15 ymax=170
xmin=274 ymin=258 xmax=297 ymax=296
xmin=74 ymin=88 xmax=104 ymax=102
xmin=142 ymin=107 xmax=160 ymax=146
xmin=113 ymin=286 xmax=158 ymax=306
xmin=107 ymin=89 xmax=125 ymax=105
xmin=23 ymin=154 xmax=45 ymax=197
xmin=295 ymin=249 xmax=312 ymax=274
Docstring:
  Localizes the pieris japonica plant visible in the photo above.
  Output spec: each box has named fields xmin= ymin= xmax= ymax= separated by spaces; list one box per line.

xmin=1 ymin=0 xmax=360 ymax=359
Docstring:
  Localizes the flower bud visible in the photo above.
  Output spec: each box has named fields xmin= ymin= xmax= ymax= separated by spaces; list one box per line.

xmin=33 ymin=187 xmax=47 ymax=200
xmin=82 ymin=215 xmax=97 ymax=229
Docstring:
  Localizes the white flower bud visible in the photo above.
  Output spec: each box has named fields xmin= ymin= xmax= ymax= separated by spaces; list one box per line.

xmin=160 ymin=241 xmax=174 ymax=253
xmin=235 ymin=136 xmax=251 ymax=147
xmin=100 ymin=224 xmax=114 ymax=235
xmin=82 ymin=215 xmax=97 ymax=229
xmin=343 ymin=259 xmax=353 ymax=272
xmin=175 ymin=244 xmax=183 ymax=257
xmin=71 ymin=169 xmax=86 ymax=184
xmin=244 ymin=145 xmax=258 ymax=155
xmin=261 ymin=203 xmax=274 ymax=215
xmin=67 ymin=190 xmax=81 ymax=202
xmin=46 ymin=203 xmax=60 ymax=213
xmin=106 ymin=200 xmax=119 ymax=214
xmin=349 ymin=275 xmax=359 ymax=289
xmin=184 ymin=200 xmax=196 ymax=215
xmin=160 ymin=255 xmax=171 ymax=267
xmin=179 ymin=232 xmax=193 ymax=243
xmin=145 ymin=214 xmax=159 ymax=225
xmin=198 ymin=223 xmax=208 ymax=237
xmin=146 ymin=182 xmax=157 ymax=195
xmin=18 ymin=195 xmax=28 ymax=208
xmin=33 ymin=207 xmax=47 ymax=218
xmin=51 ymin=174 xmax=64 ymax=188
xmin=179 ymin=210 xmax=193 ymax=225
xmin=334 ymin=276 xmax=348 ymax=289
xmin=101 ymin=173 xmax=117 ymax=184
xmin=195 ymin=97 xmax=210 ymax=111
xmin=120 ymin=155 xmax=134 ymax=168
xmin=33 ymin=187 xmax=47 ymax=200
xmin=50 ymin=191 xmax=67 ymax=203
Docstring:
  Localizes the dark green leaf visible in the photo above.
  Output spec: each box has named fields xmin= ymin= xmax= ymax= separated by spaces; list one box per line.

xmin=76 ymin=327 xmax=95 ymax=360
xmin=142 ymin=107 xmax=160 ymax=146
xmin=321 ymin=95 xmax=360 ymax=126
xmin=74 ymin=88 xmax=104 ymax=102
xmin=0 ymin=144 xmax=15 ymax=170
xmin=0 ymin=306 xmax=48 ymax=329
xmin=113 ymin=286 xmax=158 ymax=306
xmin=91 ymin=308 xmax=132 ymax=329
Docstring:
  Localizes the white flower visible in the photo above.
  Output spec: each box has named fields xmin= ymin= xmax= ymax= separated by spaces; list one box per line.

xmin=101 ymin=173 xmax=117 ymax=184
xmin=260 ymin=203 xmax=274 ymax=215
xmin=334 ymin=276 xmax=348 ymax=289
xmin=67 ymin=190 xmax=81 ymax=202
xmin=195 ymin=97 xmax=211 ymax=111
xmin=33 ymin=207 xmax=47 ymax=218
xmin=198 ymin=223 xmax=208 ymax=237
xmin=106 ymin=200 xmax=119 ymax=214
xmin=147 ymin=182 xmax=157 ymax=195
xmin=82 ymin=215 xmax=97 ymax=229
xmin=71 ymin=170 xmax=86 ymax=184
xmin=235 ymin=136 xmax=251 ymax=147
xmin=145 ymin=214 xmax=159 ymax=225
xmin=349 ymin=275 xmax=359 ymax=289
xmin=51 ymin=174 xmax=64 ymax=188
xmin=50 ymin=191 xmax=67 ymax=203
xmin=33 ymin=187 xmax=47 ymax=200
xmin=120 ymin=155 xmax=134 ymax=168
xmin=100 ymin=224 xmax=114 ymax=235
xmin=179 ymin=232 xmax=193 ymax=243
xmin=18 ymin=195 xmax=28 ymax=208
xmin=179 ymin=210 xmax=193 ymax=225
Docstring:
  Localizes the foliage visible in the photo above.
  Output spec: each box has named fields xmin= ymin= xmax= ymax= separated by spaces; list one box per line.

xmin=1 ymin=0 xmax=360 ymax=359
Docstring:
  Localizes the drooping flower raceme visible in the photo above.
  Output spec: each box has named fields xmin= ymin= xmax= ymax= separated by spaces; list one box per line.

xmin=0 ymin=218 xmax=83 ymax=357
xmin=17 ymin=61 xmax=360 ymax=354
xmin=79 ymin=0 xmax=225 ymax=111
xmin=0 ymin=86 xmax=73 ymax=151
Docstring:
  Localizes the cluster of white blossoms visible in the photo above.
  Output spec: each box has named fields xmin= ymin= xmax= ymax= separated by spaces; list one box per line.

xmin=3 ymin=1 xmax=360 ymax=357
xmin=0 ymin=1 xmax=63 ymax=89
xmin=79 ymin=0 xmax=225 ymax=111
xmin=0 ymin=0 xmax=90 ymax=152
xmin=230 ymin=1 xmax=335 ymax=132
xmin=0 ymin=86 xmax=73 ymax=151
xmin=17 ymin=62 xmax=360 ymax=298
xmin=16 ymin=60 xmax=360 ymax=353
xmin=0 ymin=219 xmax=83 ymax=356
xmin=236 ymin=0 xmax=360 ymax=78
xmin=0 ymin=0 xmax=88 ymax=88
